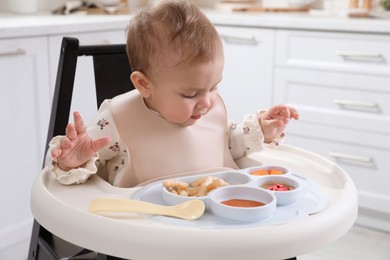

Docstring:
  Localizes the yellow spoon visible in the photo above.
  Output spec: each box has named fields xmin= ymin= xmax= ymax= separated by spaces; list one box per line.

xmin=89 ymin=198 xmax=205 ymax=220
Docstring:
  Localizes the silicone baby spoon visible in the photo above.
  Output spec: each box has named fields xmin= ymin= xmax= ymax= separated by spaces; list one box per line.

xmin=89 ymin=198 xmax=205 ymax=220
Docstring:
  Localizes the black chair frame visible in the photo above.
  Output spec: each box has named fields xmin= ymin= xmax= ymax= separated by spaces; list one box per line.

xmin=28 ymin=37 xmax=133 ymax=260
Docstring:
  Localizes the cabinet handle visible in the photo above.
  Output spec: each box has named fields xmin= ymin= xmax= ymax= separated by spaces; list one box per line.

xmin=220 ymin=33 xmax=257 ymax=45
xmin=336 ymin=51 xmax=383 ymax=61
xmin=329 ymin=151 xmax=373 ymax=164
xmin=0 ymin=48 xmax=26 ymax=57
xmin=333 ymin=99 xmax=378 ymax=109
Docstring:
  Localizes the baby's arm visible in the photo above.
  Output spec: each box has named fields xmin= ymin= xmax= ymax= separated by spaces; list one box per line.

xmin=259 ymin=105 xmax=299 ymax=144
xmin=228 ymin=114 xmax=264 ymax=159
xmin=228 ymin=105 xmax=299 ymax=159
xmin=47 ymin=100 xmax=123 ymax=185
xmin=51 ymin=111 xmax=111 ymax=171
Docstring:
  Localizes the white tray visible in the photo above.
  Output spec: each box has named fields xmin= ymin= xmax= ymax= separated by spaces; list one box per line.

xmin=31 ymin=145 xmax=357 ymax=260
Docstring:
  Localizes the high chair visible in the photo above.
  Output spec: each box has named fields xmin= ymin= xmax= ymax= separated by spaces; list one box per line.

xmin=29 ymin=37 xmax=358 ymax=260
xmin=28 ymin=36 xmax=133 ymax=260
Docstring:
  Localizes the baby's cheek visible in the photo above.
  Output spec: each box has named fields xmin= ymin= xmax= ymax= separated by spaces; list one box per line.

xmin=171 ymin=108 xmax=193 ymax=123
xmin=210 ymin=97 xmax=218 ymax=109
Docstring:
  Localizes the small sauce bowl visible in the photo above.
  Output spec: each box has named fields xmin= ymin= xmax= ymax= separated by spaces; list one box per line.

xmin=255 ymin=175 xmax=303 ymax=206
xmin=209 ymin=186 xmax=276 ymax=222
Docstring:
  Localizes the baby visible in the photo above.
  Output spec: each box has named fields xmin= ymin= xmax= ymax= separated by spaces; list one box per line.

xmin=48 ymin=0 xmax=299 ymax=187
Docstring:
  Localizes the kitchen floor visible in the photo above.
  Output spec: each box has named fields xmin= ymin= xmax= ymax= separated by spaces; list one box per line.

xmin=299 ymin=225 xmax=390 ymax=260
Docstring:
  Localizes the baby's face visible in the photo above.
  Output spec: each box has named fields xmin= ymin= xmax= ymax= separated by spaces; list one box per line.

xmin=145 ymin=54 xmax=224 ymax=126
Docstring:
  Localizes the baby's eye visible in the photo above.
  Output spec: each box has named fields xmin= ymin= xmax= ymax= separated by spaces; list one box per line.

xmin=181 ymin=92 xmax=198 ymax=98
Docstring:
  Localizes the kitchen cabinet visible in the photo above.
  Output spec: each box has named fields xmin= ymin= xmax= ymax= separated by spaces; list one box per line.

xmin=49 ymin=29 xmax=127 ymax=124
xmin=273 ymin=29 xmax=390 ymax=231
xmin=0 ymin=36 xmax=51 ymax=259
xmin=0 ymin=27 xmax=127 ymax=260
xmin=216 ymin=26 xmax=274 ymax=122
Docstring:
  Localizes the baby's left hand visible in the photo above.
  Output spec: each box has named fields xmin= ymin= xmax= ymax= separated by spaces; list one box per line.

xmin=259 ymin=105 xmax=299 ymax=143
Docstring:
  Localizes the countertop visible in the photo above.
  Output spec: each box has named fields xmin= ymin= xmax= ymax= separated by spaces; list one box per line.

xmin=0 ymin=13 xmax=131 ymax=38
xmin=1 ymin=9 xmax=390 ymax=39
xmin=208 ymin=10 xmax=390 ymax=34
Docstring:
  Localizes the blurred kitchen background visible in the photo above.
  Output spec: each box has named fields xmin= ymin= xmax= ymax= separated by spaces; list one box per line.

xmin=0 ymin=0 xmax=388 ymax=14
xmin=1 ymin=0 xmax=390 ymax=259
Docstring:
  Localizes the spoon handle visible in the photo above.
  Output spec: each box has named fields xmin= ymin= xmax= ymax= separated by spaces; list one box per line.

xmin=89 ymin=198 xmax=170 ymax=215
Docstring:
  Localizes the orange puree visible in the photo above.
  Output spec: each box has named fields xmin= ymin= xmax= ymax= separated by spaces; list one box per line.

xmin=221 ymin=199 xmax=265 ymax=208
xmin=251 ymin=169 xmax=283 ymax=176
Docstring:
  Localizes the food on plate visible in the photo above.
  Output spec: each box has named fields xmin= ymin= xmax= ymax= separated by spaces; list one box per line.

xmin=163 ymin=176 xmax=230 ymax=197
xmin=261 ymin=182 xmax=295 ymax=191
xmin=220 ymin=199 xmax=265 ymax=208
xmin=162 ymin=179 xmax=189 ymax=196
xmin=251 ymin=168 xmax=284 ymax=176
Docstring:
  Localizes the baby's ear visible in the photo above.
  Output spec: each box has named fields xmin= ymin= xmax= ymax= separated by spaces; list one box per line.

xmin=130 ymin=71 xmax=152 ymax=98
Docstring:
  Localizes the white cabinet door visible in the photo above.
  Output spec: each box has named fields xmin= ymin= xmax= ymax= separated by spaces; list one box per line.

xmin=49 ymin=30 xmax=127 ymax=125
xmin=287 ymin=133 xmax=390 ymax=232
xmin=273 ymin=67 xmax=390 ymax=136
xmin=0 ymin=36 xmax=51 ymax=258
xmin=216 ymin=26 xmax=274 ymax=122
xmin=275 ymin=29 xmax=390 ymax=76
xmin=273 ymin=29 xmax=390 ymax=232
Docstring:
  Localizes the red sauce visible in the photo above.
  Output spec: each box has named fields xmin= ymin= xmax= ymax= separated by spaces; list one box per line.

xmin=220 ymin=199 xmax=265 ymax=208
xmin=261 ymin=182 xmax=295 ymax=191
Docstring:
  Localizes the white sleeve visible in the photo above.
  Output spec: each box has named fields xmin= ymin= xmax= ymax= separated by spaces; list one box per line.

xmin=47 ymin=136 xmax=99 ymax=185
xmin=228 ymin=112 xmax=286 ymax=160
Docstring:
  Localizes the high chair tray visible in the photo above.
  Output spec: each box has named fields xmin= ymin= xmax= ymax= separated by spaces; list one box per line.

xmin=31 ymin=144 xmax=358 ymax=260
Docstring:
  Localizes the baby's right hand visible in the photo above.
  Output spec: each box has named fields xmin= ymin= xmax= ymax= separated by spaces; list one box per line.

xmin=51 ymin=112 xmax=112 ymax=171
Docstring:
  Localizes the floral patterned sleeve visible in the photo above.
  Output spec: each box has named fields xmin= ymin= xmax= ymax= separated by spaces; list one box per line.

xmin=227 ymin=111 xmax=285 ymax=160
xmin=48 ymin=100 xmax=127 ymax=185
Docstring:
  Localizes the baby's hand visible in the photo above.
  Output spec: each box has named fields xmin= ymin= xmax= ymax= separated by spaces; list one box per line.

xmin=51 ymin=112 xmax=111 ymax=171
xmin=260 ymin=105 xmax=299 ymax=143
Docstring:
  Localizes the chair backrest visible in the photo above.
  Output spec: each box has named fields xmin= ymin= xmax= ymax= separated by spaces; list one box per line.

xmin=45 ymin=37 xmax=134 ymax=158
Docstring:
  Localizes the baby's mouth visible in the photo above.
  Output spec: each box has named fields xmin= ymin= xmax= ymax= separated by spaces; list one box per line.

xmin=191 ymin=109 xmax=207 ymax=120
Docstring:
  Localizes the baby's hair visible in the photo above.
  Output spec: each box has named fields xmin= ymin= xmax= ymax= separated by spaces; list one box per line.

xmin=126 ymin=0 xmax=222 ymax=78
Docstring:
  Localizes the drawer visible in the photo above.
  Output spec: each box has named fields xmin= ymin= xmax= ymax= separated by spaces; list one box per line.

xmin=286 ymin=134 xmax=390 ymax=214
xmin=275 ymin=30 xmax=390 ymax=76
xmin=286 ymin=119 xmax=390 ymax=150
xmin=274 ymin=68 xmax=390 ymax=134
